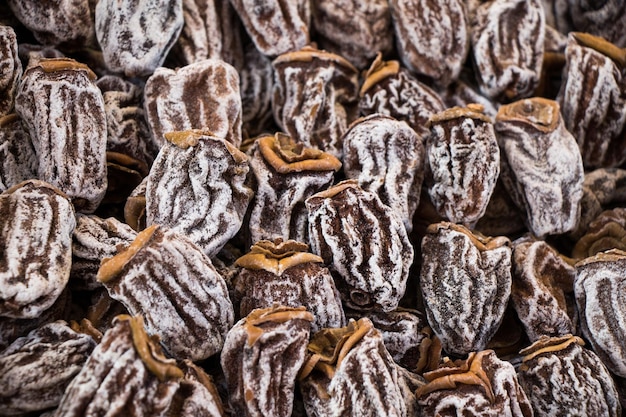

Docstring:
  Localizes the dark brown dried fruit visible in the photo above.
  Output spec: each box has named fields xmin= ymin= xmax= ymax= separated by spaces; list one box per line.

xmin=233 ymin=239 xmax=345 ymax=333
xmin=470 ymin=0 xmax=545 ymax=101
xmin=246 ymin=133 xmax=341 ymax=244
xmin=359 ymin=55 xmax=445 ymax=139
xmin=511 ymin=236 xmax=577 ymax=341
xmin=575 ymin=249 xmax=626 ymax=377
xmin=0 ymin=25 xmax=20 ymax=117
xmin=239 ymin=44 xmax=275 ymax=138
xmin=272 ymin=45 xmax=360 ymax=159
xmin=299 ymin=318 xmax=409 ymax=417
xmin=306 ymin=180 xmax=414 ymax=312
xmin=495 ymin=97 xmax=584 ymax=237
xmin=53 ymin=315 xmax=182 ymax=417
xmin=145 ymin=130 xmax=252 ymax=258
xmin=518 ymin=334 xmax=621 ymax=416
xmin=0 ymin=180 xmax=75 ymax=319
xmin=144 ymin=59 xmax=243 ymax=149
xmin=0 ymin=321 xmax=97 ymax=415
xmin=228 ymin=0 xmax=311 ymax=57
xmin=389 ymin=0 xmax=469 ymax=87
xmin=574 ymin=208 xmax=626 ymax=260
xmin=416 ymin=350 xmax=533 ymax=416
xmin=124 ymin=177 xmax=147 ymax=232
xmin=95 ymin=0 xmax=183 ymax=77
xmin=420 ymin=222 xmax=512 ymax=356
xmin=557 ymin=32 xmax=626 ymax=168
xmin=311 ymin=0 xmax=393 ymax=69
xmin=167 ymin=360 xmax=226 ymax=417
xmin=568 ymin=1 xmax=626 ymax=48
xmin=15 ymin=57 xmax=108 ymax=213
xmin=97 ymin=225 xmax=234 ymax=361
xmin=0 ymin=113 xmax=36 ymax=193
xmin=221 ymin=306 xmax=314 ymax=417
xmin=425 ymin=104 xmax=499 ymax=226
xmin=342 ymin=114 xmax=424 ymax=232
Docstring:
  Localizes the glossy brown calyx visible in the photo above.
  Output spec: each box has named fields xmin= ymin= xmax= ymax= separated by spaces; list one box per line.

xmin=273 ymin=45 xmax=358 ymax=72
xmin=427 ymin=103 xmax=493 ymax=127
xmin=572 ymin=32 xmax=626 ymax=68
xmin=37 ymin=57 xmax=97 ymax=81
xmin=416 ymin=350 xmax=496 ymax=403
xmin=496 ymin=98 xmax=561 ymax=133
xmin=258 ymin=133 xmax=342 ymax=173
xmin=520 ymin=334 xmax=585 ymax=365
xmin=360 ymin=53 xmax=400 ymax=96
xmin=426 ymin=222 xmax=511 ymax=252
xmin=243 ymin=305 xmax=315 ymax=346
xmin=235 ymin=238 xmax=324 ymax=276
xmin=575 ymin=248 xmax=626 ymax=268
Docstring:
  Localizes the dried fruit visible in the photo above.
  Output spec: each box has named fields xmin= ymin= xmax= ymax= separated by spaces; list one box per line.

xmin=54 ymin=315 xmax=182 ymax=417
xmin=557 ymin=32 xmax=626 ymax=168
xmin=144 ymin=59 xmax=243 ymax=148
xmin=420 ymin=222 xmax=512 ymax=356
xmin=168 ymin=360 xmax=226 ymax=417
xmin=239 ymin=44 xmax=275 ymax=138
xmin=470 ymin=0 xmax=545 ymax=101
xmin=0 ymin=180 xmax=75 ymax=319
xmin=145 ymin=130 xmax=252 ymax=258
xmin=221 ymin=306 xmax=314 ymax=417
xmin=389 ymin=0 xmax=469 ymax=87
xmin=568 ymin=1 xmax=626 ymax=48
xmin=95 ymin=0 xmax=184 ymax=77
xmin=518 ymin=334 xmax=622 ymax=416
xmin=306 ymin=180 xmax=414 ymax=312
xmin=425 ymin=104 xmax=499 ymax=226
xmin=0 ymin=321 xmax=97 ymax=415
xmin=495 ymin=97 xmax=584 ymax=237
xmin=233 ymin=239 xmax=345 ymax=333
xmin=15 ymin=57 xmax=108 ymax=213
xmin=0 ymin=113 xmax=36 ymax=193
xmin=573 ymin=208 xmax=626 ymax=260
xmin=575 ymin=249 xmax=626 ymax=377
xmin=342 ymin=114 xmax=424 ymax=232
xmin=0 ymin=25 xmax=20 ymax=117
xmin=245 ymin=132 xmax=341 ymax=244
xmin=97 ymin=225 xmax=234 ymax=361
xmin=416 ymin=350 xmax=533 ymax=416
xmin=272 ymin=45 xmax=360 ymax=159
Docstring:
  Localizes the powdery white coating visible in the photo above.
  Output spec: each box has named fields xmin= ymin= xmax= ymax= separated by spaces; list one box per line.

xmin=234 ymin=263 xmax=346 ymax=333
xmin=306 ymin=183 xmax=414 ymax=312
xmin=417 ymin=351 xmax=532 ymax=416
xmin=0 ymin=25 xmax=21 ymax=117
xmin=511 ymin=239 xmax=577 ymax=342
xmin=300 ymin=324 xmax=407 ymax=417
xmin=272 ymin=55 xmax=360 ymax=159
xmin=144 ymin=59 xmax=243 ymax=148
xmin=0 ymin=321 xmax=97 ymax=415
xmin=146 ymin=135 xmax=251 ymax=258
xmin=427 ymin=115 xmax=499 ymax=225
xmin=470 ymin=0 xmax=545 ymax=101
xmin=229 ymin=0 xmax=310 ymax=57
xmin=240 ymin=45 xmax=274 ymax=137
xmin=575 ymin=257 xmax=626 ymax=377
xmin=0 ymin=180 xmax=75 ymax=319
xmin=439 ymin=80 xmax=499 ymax=120
xmin=0 ymin=116 xmax=37 ymax=193
xmin=568 ymin=0 xmax=626 ymax=48
xmin=420 ymin=226 xmax=512 ymax=356
xmin=557 ymin=34 xmax=626 ymax=168
xmin=359 ymin=68 xmax=445 ymax=138
xmin=53 ymin=318 xmax=180 ymax=417
xmin=15 ymin=62 xmax=108 ymax=213
xmin=497 ymin=112 xmax=584 ymax=237
xmin=342 ymin=114 xmax=424 ymax=232
xmin=389 ymin=0 xmax=468 ymax=87
xmin=103 ymin=228 xmax=234 ymax=361
xmin=518 ymin=342 xmax=621 ymax=416
xmin=6 ymin=0 xmax=95 ymax=47
xmin=311 ymin=0 xmax=393 ymax=69
xmin=71 ymin=214 xmax=137 ymax=290
xmin=247 ymin=141 xmax=336 ymax=244
xmin=95 ymin=0 xmax=183 ymax=77
xmin=172 ymin=378 xmax=224 ymax=417
xmin=174 ymin=0 xmax=243 ymax=66
xmin=221 ymin=311 xmax=311 ymax=417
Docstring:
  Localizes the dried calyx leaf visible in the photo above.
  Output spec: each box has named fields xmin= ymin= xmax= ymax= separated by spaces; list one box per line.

xmin=97 ymin=224 xmax=159 ymax=283
xmin=243 ymin=305 xmax=315 ymax=346
xmin=575 ymin=248 xmax=626 ymax=268
xmin=519 ymin=334 xmax=585 ymax=365
xmin=235 ymin=238 xmax=324 ymax=276
xmin=37 ymin=57 xmax=97 ymax=81
xmin=164 ymin=129 xmax=210 ymax=149
xmin=116 ymin=314 xmax=183 ymax=381
xmin=496 ymin=98 xmax=560 ymax=133
xmin=70 ymin=318 xmax=104 ymax=343
xmin=427 ymin=103 xmax=493 ymax=127
xmin=572 ymin=32 xmax=626 ymax=68
xmin=415 ymin=327 xmax=443 ymax=374
xmin=416 ymin=350 xmax=495 ymax=403
xmin=298 ymin=318 xmax=374 ymax=380
xmin=258 ymin=133 xmax=342 ymax=173
xmin=426 ymin=222 xmax=510 ymax=252
xmin=360 ymin=53 xmax=401 ymax=96
xmin=273 ymin=45 xmax=357 ymax=72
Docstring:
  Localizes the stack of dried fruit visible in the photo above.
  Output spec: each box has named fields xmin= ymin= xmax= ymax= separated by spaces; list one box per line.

xmin=2 ymin=0 xmax=626 ymax=416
